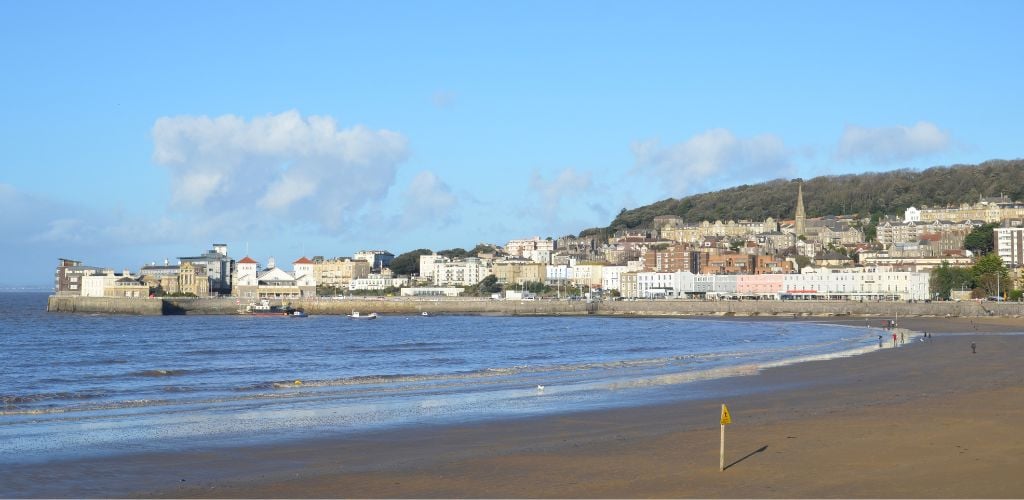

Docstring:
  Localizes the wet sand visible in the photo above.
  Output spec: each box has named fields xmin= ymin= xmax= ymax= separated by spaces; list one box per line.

xmin=5 ymin=316 xmax=1024 ymax=498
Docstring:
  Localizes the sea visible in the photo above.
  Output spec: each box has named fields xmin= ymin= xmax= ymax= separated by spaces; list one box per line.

xmin=0 ymin=292 xmax=883 ymax=465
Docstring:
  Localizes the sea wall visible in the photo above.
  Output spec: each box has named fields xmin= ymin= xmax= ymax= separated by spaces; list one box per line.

xmin=47 ymin=296 xmax=164 ymax=315
xmin=46 ymin=295 xmax=1024 ymax=318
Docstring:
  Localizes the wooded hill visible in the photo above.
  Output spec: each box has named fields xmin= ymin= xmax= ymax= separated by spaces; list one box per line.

xmin=601 ymin=159 xmax=1024 ymax=232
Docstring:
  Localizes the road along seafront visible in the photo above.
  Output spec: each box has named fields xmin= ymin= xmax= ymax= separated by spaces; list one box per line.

xmin=47 ymin=294 xmax=1024 ymax=318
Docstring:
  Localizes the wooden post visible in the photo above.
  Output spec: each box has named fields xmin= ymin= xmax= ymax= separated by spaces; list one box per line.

xmin=720 ymin=418 xmax=726 ymax=471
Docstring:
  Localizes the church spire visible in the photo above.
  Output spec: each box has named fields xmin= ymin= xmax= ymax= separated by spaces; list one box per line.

xmin=795 ymin=181 xmax=806 ymax=237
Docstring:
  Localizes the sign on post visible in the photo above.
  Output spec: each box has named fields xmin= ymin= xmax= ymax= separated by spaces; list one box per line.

xmin=720 ymin=403 xmax=731 ymax=471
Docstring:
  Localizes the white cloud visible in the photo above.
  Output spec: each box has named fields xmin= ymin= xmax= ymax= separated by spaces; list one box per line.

xmin=520 ymin=167 xmax=604 ymax=236
xmin=399 ymin=171 xmax=459 ymax=229
xmin=151 ymin=110 xmax=409 ymax=232
xmin=631 ymin=129 xmax=792 ymax=196
xmin=529 ymin=168 xmax=593 ymax=217
xmin=836 ymin=121 xmax=950 ymax=164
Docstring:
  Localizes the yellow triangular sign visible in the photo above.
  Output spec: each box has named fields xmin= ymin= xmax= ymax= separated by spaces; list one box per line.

xmin=720 ymin=404 xmax=732 ymax=425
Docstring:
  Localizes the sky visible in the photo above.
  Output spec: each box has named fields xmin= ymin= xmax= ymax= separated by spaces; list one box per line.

xmin=2 ymin=1 xmax=1022 ymax=288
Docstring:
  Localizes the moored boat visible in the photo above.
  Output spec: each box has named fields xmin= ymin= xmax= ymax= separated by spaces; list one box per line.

xmin=244 ymin=299 xmax=307 ymax=317
xmin=347 ymin=311 xmax=378 ymax=319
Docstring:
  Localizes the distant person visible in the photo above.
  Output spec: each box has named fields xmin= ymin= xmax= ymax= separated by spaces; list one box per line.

xmin=892 ymin=333 xmax=898 ymax=347
xmin=878 ymin=335 xmax=883 ymax=348
xmin=972 ymin=342 xmax=977 ymax=354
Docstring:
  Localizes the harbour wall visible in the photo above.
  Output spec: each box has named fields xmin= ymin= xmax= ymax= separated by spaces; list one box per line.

xmin=47 ymin=295 xmax=1024 ymax=318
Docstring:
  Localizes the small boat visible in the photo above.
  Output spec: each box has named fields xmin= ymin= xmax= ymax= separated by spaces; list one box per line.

xmin=348 ymin=311 xmax=378 ymax=320
xmin=244 ymin=299 xmax=307 ymax=317
xmin=421 ymin=312 xmax=429 ymax=316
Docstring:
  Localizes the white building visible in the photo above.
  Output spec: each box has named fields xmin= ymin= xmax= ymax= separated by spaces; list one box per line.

xmin=349 ymin=273 xmax=409 ymax=291
xmin=782 ymin=266 xmax=930 ymax=300
xmin=432 ymin=257 xmax=491 ymax=286
xmin=600 ymin=265 xmax=629 ymax=292
xmin=418 ymin=254 xmax=449 ymax=280
xmin=546 ymin=264 xmax=574 ymax=284
xmin=505 ymin=237 xmax=555 ymax=258
xmin=401 ymin=287 xmax=464 ymax=297
xmin=81 ymin=271 xmax=120 ymax=297
xmin=233 ymin=256 xmax=317 ymax=299
xmin=995 ymin=227 xmax=1024 ymax=268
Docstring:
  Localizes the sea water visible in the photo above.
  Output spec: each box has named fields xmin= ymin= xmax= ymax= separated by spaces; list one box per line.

xmin=0 ymin=292 xmax=879 ymax=463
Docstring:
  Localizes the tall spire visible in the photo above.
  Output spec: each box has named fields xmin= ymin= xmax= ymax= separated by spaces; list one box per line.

xmin=795 ymin=181 xmax=806 ymax=237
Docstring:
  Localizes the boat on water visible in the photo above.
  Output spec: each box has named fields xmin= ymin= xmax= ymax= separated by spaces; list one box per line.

xmin=421 ymin=311 xmax=429 ymax=316
xmin=348 ymin=311 xmax=378 ymax=320
xmin=243 ymin=299 xmax=308 ymax=317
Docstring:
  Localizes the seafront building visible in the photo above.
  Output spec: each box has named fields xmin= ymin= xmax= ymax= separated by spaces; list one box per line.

xmin=54 ymin=258 xmax=105 ymax=296
xmin=311 ymin=256 xmax=371 ymax=288
xmin=178 ymin=244 xmax=234 ymax=295
xmin=995 ymin=226 xmax=1024 ymax=268
xmin=232 ymin=256 xmax=316 ymax=299
xmin=354 ymin=250 xmax=395 ymax=271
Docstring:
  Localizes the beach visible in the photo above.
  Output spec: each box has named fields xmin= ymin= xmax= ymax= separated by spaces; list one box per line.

xmin=5 ymin=316 xmax=1024 ymax=498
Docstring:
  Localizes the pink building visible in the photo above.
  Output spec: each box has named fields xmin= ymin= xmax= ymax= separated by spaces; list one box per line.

xmin=736 ymin=274 xmax=785 ymax=295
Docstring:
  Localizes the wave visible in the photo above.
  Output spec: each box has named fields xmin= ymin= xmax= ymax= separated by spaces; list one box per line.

xmin=132 ymin=369 xmax=191 ymax=378
xmin=1 ymin=390 xmax=107 ymax=406
xmin=245 ymin=353 xmax=721 ymax=391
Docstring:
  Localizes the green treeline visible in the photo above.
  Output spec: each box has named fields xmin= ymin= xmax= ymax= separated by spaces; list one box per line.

xmin=605 ymin=159 xmax=1024 ymax=232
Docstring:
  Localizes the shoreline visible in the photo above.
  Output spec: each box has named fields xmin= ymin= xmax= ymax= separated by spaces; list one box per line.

xmin=46 ymin=293 xmax=1024 ymax=318
xmin=5 ymin=316 xmax=1023 ymax=497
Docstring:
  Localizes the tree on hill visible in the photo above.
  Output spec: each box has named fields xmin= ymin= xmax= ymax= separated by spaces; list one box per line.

xmin=963 ymin=223 xmax=998 ymax=255
xmin=437 ymin=248 xmax=470 ymax=259
xmin=605 ymin=159 xmax=1024 ymax=231
xmin=389 ymin=248 xmax=433 ymax=275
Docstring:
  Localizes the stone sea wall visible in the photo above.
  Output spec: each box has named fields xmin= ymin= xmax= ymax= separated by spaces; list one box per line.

xmin=47 ymin=295 xmax=1024 ymax=318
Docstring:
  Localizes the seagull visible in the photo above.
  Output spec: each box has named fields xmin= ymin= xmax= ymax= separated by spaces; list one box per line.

xmin=536 ymin=385 xmax=545 ymax=392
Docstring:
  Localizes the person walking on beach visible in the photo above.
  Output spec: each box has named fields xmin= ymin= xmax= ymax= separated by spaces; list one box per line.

xmin=901 ymin=331 xmax=905 ymax=345
xmin=878 ymin=335 xmax=883 ymax=348
xmin=892 ymin=333 xmax=897 ymax=347
xmin=972 ymin=342 xmax=977 ymax=354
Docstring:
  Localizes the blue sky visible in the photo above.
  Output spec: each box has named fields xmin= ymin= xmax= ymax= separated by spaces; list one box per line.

xmin=2 ymin=1 xmax=1022 ymax=287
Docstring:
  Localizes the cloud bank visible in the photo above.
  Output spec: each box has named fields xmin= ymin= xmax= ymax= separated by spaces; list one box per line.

xmin=836 ymin=121 xmax=950 ymax=164
xmin=152 ymin=110 xmax=409 ymax=232
xmin=399 ymin=171 xmax=459 ymax=229
xmin=631 ymin=129 xmax=792 ymax=195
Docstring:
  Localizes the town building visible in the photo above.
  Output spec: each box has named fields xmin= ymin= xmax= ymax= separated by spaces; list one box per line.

xmin=492 ymin=259 xmax=546 ymax=285
xmin=232 ymin=256 xmax=316 ymax=299
xmin=906 ymin=196 xmax=1024 ymax=224
xmin=178 ymin=244 xmax=234 ymax=295
xmin=400 ymin=287 xmax=464 ymax=297
xmin=995 ymin=226 xmax=1024 ymax=268
xmin=432 ymin=257 xmax=491 ymax=286
xmin=505 ymin=237 xmax=555 ymax=258
xmin=312 ymin=257 xmax=371 ymax=288
xmin=782 ymin=266 xmax=930 ymax=301
xmin=54 ymin=258 xmax=105 ymax=295
xmin=349 ymin=269 xmax=409 ymax=291
xmin=353 ymin=250 xmax=394 ymax=271
xmin=178 ymin=261 xmax=210 ymax=297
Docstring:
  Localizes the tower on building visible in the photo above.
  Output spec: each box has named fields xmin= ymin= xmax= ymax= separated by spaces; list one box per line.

xmin=795 ymin=181 xmax=806 ymax=237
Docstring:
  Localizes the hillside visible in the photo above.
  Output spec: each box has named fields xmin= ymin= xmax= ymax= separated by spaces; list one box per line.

xmin=604 ymin=159 xmax=1024 ymax=231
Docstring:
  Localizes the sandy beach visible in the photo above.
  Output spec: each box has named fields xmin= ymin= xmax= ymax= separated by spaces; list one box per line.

xmin=5 ymin=316 xmax=1024 ymax=498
